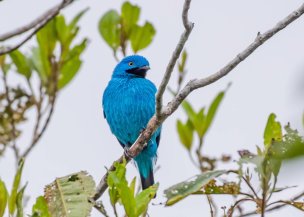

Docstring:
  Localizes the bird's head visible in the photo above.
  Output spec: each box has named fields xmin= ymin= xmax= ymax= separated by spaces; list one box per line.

xmin=112 ymin=55 xmax=150 ymax=78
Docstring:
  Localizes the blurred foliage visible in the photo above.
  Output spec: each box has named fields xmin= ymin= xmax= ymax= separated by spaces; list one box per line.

xmin=0 ymin=179 xmax=8 ymax=217
xmin=107 ymin=160 xmax=158 ymax=217
xmin=8 ymin=159 xmax=24 ymax=216
xmin=98 ymin=1 xmax=156 ymax=58
xmin=177 ymin=50 xmax=188 ymax=92
xmin=0 ymin=85 xmax=35 ymax=146
xmin=176 ymin=86 xmax=230 ymax=171
xmin=44 ymin=171 xmax=95 ymax=217
xmin=0 ymin=10 xmax=87 ymax=159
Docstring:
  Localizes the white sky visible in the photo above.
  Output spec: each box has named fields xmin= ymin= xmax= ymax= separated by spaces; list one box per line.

xmin=1 ymin=0 xmax=304 ymax=216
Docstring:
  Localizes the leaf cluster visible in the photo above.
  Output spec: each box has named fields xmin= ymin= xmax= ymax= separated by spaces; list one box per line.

xmin=98 ymin=1 xmax=156 ymax=58
xmin=0 ymin=10 xmax=87 ymax=159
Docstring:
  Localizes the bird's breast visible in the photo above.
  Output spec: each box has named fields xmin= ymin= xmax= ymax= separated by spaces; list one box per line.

xmin=103 ymin=78 xmax=156 ymax=144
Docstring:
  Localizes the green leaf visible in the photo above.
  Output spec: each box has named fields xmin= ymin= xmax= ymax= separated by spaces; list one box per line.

xmin=32 ymin=196 xmax=51 ymax=217
xmin=264 ymin=113 xmax=282 ymax=147
xmin=176 ymin=119 xmax=194 ymax=151
xmin=107 ymin=161 xmax=157 ymax=217
xmin=271 ymin=125 xmax=304 ymax=160
xmin=181 ymin=100 xmax=196 ymax=119
xmin=164 ymin=170 xmax=227 ymax=206
xmin=121 ymin=1 xmax=140 ymax=37
xmin=134 ymin=184 xmax=158 ymax=216
xmin=31 ymin=47 xmax=50 ymax=84
xmin=0 ymin=55 xmax=11 ymax=74
xmin=129 ymin=177 xmax=137 ymax=197
xmin=178 ymin=50 xmax=187 ymax=73
xmin=9 ymin=50 xmax=31 ymax=79
xmin=0 ymin=55 xmax=5 ymax=68
xmin=98 ymin=10 xmax=121 ymax=51
xmin=107 ymin=161 xmax=127 ymax=206
xmin=204 ymin=91 xmax=225 ymax=136
xmin=58 ymin=39 xmax=87 ymax=89
xmin=65 ymin=39 xmax=87 ymax=62
xmin=44 ymin=171 xmax=95 ymax=217
xmin=16 ymin=185 xmax=26 ymax=217
xmin=130 ymin=22 xmax=156 ymax=53
xmin=36 ymin=19 xmax=57 ymax=57
xmin=117 ymin=181 xmax=136 ymax=217
xmin=55 ymin=15 xmax=68 ymax=45
xmin=8 ymin=159 xmax=24 ymax=215
xmin=69 ymin=8 xmax=89 ymax=31
xmin=0 ymin=180 xmax=8 ymax=217
xmin=107 ymin=161 xmax=137 ymax=217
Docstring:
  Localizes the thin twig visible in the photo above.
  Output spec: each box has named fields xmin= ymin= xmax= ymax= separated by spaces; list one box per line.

xmin=228 ymin=198 xmax=254 ymax=217
xmin=155 ymin=0 xmax=194 ymax=119
xmin=93 ymin=2 xmax=304 ymax=202
xmin=230 ymin=170 xmax=259 ymax=199
xmin=239 ymin=190 xmax=304 ymax=217
xmin=90 ymin=199 xmax=110 ymax=217
xmin=206 ymin=195 xmax=214 ymax=217
xmin=0 ymin=0 xmax=75 ymax=55
xmin=21 ymin=61 xmax=59 ymax=159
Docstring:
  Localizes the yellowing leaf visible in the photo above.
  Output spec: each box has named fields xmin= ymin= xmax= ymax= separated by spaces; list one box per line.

xmin=264 ymin=113 xmax=282 ymax=147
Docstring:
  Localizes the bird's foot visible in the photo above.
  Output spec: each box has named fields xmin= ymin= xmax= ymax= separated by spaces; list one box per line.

xmin=124 ymin=147 xmax=133 ymax=159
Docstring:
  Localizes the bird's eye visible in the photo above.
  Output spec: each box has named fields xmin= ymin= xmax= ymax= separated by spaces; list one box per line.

xmin=128 ymin=62 xmax=133 ymax=66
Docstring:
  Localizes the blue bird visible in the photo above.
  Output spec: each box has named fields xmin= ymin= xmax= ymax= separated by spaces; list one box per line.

xmin=102 ymin=55 xmax=161 ymax=190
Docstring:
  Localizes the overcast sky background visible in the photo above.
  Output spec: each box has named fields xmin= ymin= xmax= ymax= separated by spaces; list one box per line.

xmin=1 ymin=0 xmax=304 ymax=216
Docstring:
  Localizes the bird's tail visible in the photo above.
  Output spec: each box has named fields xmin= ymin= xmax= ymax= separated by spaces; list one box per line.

xmin=140 ymin=169 xmax=154 ymax=190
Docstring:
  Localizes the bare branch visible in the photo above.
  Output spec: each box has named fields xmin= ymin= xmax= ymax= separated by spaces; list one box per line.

xmin=0 ymin=0 xmax=75 ymax=55
xmin=163 ymin=3 xmax=304 ymax=118
xmin=155 ymin=0 xmax=194 ymax=119
xmin=93 ymin=2 xmax=304 ymax=202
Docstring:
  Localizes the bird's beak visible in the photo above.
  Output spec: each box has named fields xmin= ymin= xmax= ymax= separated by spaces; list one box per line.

xmin=126 ymin=65 xmax=150 ymax=77
xmin=139 ymin=65 xmax=150 ymax=71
